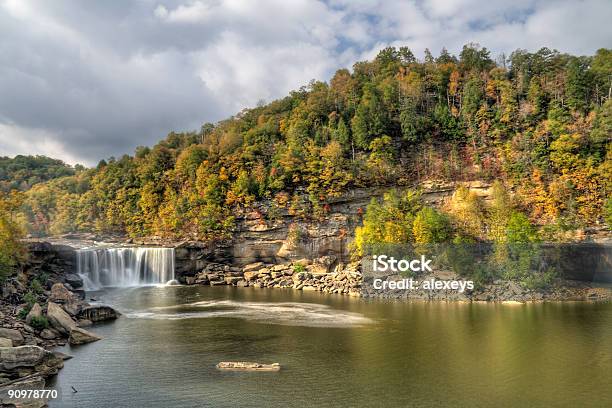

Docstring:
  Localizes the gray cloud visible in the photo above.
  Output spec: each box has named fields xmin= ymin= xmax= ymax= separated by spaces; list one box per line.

xmin=0 ymin=0 xmax=610 ymax=165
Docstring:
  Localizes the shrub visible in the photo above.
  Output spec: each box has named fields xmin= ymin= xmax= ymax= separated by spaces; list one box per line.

xmin=353 ymin=190 xmax=422 ymax=257
xmin=413 ymin=207 xmax=451 ymax=244
xmin=447 ymin=186 xmax=486 ymax=239
xmin=23 ymin=291 xmax=37 ymax=308
xmin=521 ymin=269 xmax=557 ymax=290
xmin=605 ymin=197 xmax=612 ymax=230
xmin=18 ymin=292 xmax=36 ymax=320
xmin=17 ymin=308 xmax=29 ymax=320
xmin=30 ymin=279 xmax=44 ymax=294
xmin=29 ymin=315 xmax=49 ymax=331
xmin=506 ymin=212 xmax=539 ymax=243
xmin=293 ymin=264 xmax=306 ymax=273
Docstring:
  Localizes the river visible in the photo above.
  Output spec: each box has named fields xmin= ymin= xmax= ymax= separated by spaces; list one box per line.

xmin=48 ymin=285 xmax=612 ymax=407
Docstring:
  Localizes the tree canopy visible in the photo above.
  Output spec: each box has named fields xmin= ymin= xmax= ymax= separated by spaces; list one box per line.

xmin=15 ymin=44 xmax=612 ymax=240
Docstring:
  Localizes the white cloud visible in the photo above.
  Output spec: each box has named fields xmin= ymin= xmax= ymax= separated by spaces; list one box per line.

xmin=0 ymin=123 xmax=83 ymax=165
xmin=158 ymin=1 xmax=210 ymax=23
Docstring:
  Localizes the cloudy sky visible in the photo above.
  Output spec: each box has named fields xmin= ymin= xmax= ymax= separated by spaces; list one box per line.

xmin=1 ymin=0 xmax=610 ymax=166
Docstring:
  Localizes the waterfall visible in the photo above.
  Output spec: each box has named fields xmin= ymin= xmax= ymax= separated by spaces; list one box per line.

xmin=76 ymin=247 xmax=175 ymax=290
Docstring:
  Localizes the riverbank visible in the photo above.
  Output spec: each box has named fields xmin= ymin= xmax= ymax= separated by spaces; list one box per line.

xmin=17 ymin=240 xmax=612 ymax=303
xmin=0 ymin=245 xmax=119 ymax=406
xmin=178 ymin=256 xmax=612 ymax=302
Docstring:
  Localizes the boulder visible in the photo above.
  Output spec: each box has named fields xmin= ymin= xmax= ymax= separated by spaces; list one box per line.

xmin=225 ymin=277 xmax=243 ymax=285
xmin=242 ymin=262 xmax=264 ymax=273
xmin=39 ymin=329 xmax=57 ymax=340
xmin=209 ymin=280 xmax=227 ymax=286
xmin=49 ymin=283 xmax=76 ymax=303
xmin=1 ymin=375 xmax=46 ymax=407
xmin=76 ymin=305 xmax=119 ymax=323
xmin=69 ymin=327 xmax=101 ymax=345
xmin=312 ymin=255 xmax=337 ymax=273
xmin=64 ymin=274 xmax=84 ymax=289
xmin=46 ymin=302 xmax=77 ymax=335
xmin=243 ymin=271 xmax=259 ymax=281
xmin=257 ymin=269 xmax=271 ymax=278
xmin=0 ymin=328 xmax=24 ymax=346
xmin=508 ymin=281 xmax=523 ymax=296
xmin=0 ymin=345 xmax=64 ymax=376
xmin=62 ymin=300 xmax=84 ymax=317
xmin=52 ymin=351 xmax=73 ymax=361
xmin=307 ymin=264 xmax=330 ymax=276
xmin=25 ymin=303 xmax=43 ymax=324
xmin=0 ymin=338 xmax=13 ymax=347
xmin=292 ymin=272 xmax=311 ymax=282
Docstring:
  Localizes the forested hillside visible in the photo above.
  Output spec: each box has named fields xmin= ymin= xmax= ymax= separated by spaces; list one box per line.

xmin=14 ymin=44 xmax=612 ymax=241
xmin=0 ymin=155 xmax=76 ymax=192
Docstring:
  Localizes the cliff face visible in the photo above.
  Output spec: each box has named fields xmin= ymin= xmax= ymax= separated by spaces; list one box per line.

xmin=219 ymin=182 xmax=492 ymax=266
xmin=24 ymin=182 xmax=611 ymax=282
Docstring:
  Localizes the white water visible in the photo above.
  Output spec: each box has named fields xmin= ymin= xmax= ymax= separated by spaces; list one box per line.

xmin=76 ymin=247 xmax=175 ymax=289
xmin=125 ymin=300 xmax=373 ymax=327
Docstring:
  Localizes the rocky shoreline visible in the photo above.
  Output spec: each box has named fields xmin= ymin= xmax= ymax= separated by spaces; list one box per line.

xmin=0 ymin=244 xmax=119 ymax=408
xmin=178 ymin=255 xmax=611 ymax=303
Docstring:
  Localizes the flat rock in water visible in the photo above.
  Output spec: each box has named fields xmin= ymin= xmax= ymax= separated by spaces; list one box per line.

xmin=216 ymin=362 xmax=280 ymax=371
xmin=69 ymin=327 xmax=101 ymax=345
xmin=77 ymin=305 xmax=119 ymax=322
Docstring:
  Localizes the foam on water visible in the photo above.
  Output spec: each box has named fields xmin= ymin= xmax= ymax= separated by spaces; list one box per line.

xmin=125 ymin=300 xmax=374 ymax=328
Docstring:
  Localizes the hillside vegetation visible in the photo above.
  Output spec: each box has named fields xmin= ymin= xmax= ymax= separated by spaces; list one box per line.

xmin=0 ymin=155 xmax=76 ymax=192
xmin=14 ymin=44 xmax=612 ymax=241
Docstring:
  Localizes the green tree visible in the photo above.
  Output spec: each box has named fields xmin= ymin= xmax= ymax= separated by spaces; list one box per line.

xmin=412 ymin=207 xmax=451 ymax=244
xmin=506 ymin=212 xmax=539 ymax=243
xmin=351 ymin=83 xmax=388 ymax=149
xmin=0 ymin=192 xmax=26 ymax=281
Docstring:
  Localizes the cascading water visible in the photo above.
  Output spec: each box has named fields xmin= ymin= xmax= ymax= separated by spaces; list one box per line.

xmin=76 ymin=247 xmax=175 ymax=290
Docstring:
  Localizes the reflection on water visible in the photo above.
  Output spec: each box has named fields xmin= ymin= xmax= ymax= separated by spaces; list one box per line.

xmin=49 ymin=286 xmax=612 ymax=408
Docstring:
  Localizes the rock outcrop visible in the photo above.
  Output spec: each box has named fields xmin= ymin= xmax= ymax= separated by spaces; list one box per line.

xmin=46 ymin=302 xmax=76 ymax=335
xmin=0 ymin=345 xmax=64 ymax=378
xmin=49 ymin=283 xmax=77 ymax=303
xmin=69 ymin=327 xmax=101 ymax=345
xmin=0 ymin=328 xmax=24 ymax=347
xmin=0 ymin=338 xmax=13 ymax=347
xmin=183 ymin=256 xmax=362 ymax=297
xmin=25 ymin=303 xmax=42 ymax=324
xmin=64 ymin=273 xmax=84 ymax=289
xmin=78 ymin=305 xmax=120 ymax=322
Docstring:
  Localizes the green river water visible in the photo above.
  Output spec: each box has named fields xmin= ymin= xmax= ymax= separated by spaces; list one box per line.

xmin=48 ymin=285 xmax=612 ymax=407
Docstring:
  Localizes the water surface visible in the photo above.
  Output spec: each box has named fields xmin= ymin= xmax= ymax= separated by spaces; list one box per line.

xmin=49 ymin=286 xmax=612 ymax=407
